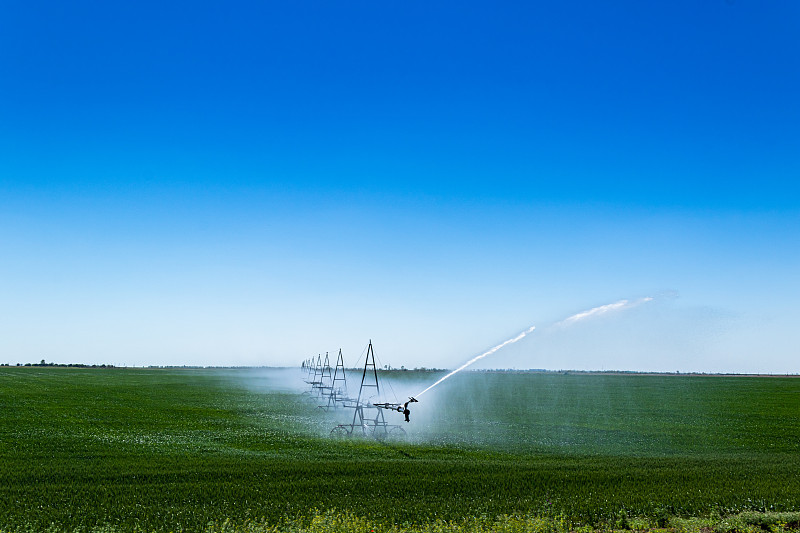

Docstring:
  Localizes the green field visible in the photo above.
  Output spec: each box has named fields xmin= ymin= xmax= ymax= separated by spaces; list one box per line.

xmin=1 ymin=367 xmax=799 ymax=532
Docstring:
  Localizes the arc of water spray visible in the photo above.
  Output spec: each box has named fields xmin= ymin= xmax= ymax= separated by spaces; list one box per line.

xmin=413 ymin=296 xmax=655 ymax=398
xmin=415 ymin=325 xmax=536 ymax=398
xmin=556 ymin=297 xmax=654 ymax=327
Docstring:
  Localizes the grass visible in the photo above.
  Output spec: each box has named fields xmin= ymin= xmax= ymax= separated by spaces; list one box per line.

xmin=1 ymin=367 xmax=799 ymax=532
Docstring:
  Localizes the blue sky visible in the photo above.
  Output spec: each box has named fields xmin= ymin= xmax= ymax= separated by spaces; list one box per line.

xmin=1 ymin=1 xmax=798 ymax=372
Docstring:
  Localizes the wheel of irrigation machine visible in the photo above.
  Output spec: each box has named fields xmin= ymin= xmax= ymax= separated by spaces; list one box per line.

xmin=329 ymin=425 xmax=350 ymax=439
xmin=386 ymin=426 xmax=407 ymax=441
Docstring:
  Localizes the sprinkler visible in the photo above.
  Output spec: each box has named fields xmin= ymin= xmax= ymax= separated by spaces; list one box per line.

xmin=374 ymin=397 xmax=418 ymax=422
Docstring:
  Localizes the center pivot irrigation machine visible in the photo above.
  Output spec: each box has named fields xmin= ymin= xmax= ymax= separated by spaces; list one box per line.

xmin=301 ymin=341 xmax=417 ymax=440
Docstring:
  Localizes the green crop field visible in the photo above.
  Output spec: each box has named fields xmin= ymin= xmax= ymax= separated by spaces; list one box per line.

xmin=1 ymin=367 xmax=799 ymax=532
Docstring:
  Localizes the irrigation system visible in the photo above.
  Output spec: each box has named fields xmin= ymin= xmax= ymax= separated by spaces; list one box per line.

xmin=301 ymin=341 xmax=414 ymax=441
xmin=300 ymin=299 xmax=653 ymax=440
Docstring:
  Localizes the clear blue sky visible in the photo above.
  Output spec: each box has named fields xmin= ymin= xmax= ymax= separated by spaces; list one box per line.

xmin=1 ymin=1 xmax=798 ymax=372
